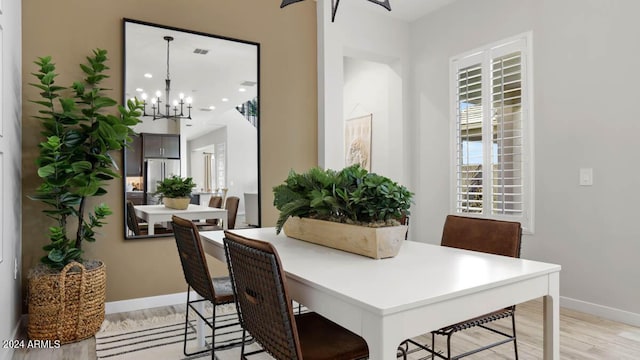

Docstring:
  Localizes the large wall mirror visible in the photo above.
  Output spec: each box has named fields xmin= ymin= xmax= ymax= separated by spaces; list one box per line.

xmin=123 ymin=19 xmax=260 ymax=239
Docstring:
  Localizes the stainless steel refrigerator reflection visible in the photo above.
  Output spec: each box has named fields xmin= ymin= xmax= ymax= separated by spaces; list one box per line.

xmin=144 ymin=159 xmax=181 ymax=204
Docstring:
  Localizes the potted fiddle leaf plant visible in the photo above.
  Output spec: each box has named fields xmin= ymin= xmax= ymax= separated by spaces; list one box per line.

xmin=28 ymin=49 xmax=142 ymax=343
xmin=154 ymin=175 xmax=196 ymax=210
xmin=272 ymin=165 xmax=413 ymax=259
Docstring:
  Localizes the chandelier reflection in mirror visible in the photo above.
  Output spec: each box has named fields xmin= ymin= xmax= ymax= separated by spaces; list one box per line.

xmin=141 ymin=36 xmax=192 ymax=120
xmin=280 ymin=0 xmax=391 ymax=22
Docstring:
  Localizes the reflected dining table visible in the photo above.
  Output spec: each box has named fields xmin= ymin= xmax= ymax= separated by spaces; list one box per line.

xmin=133 ymin=204 xmax=227 ymax=235
xmin=200 ymin=227 xmax=561 ymax=360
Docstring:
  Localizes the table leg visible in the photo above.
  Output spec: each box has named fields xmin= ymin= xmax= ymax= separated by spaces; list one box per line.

xmin=543 ymin=272 xmax=560 ymax=359
xmin=195 ymin=293 xmax=206 ymax=348
xmin=361 ymin=312 xmax=402 ymax=360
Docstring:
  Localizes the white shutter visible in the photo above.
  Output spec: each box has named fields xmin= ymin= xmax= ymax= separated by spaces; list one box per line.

xmin=491 ymin=51 xmax=524 ymax=215
xmin=451 ymin=33 xmax=533 ymax=232
xmin=455 ymin=62 xmax=484 ymax=213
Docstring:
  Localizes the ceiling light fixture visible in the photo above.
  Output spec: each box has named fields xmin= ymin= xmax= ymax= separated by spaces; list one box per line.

xmin=280 ymin=0 xmax=391 ymax=22
xmin=141 ymin=36 xmax=192 ymax=120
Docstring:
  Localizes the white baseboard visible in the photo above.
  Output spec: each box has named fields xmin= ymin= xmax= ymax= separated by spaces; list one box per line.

xmin=105 ymin=291 xmax=193 ymax=314
xmin=0 ymin=318 xmax=22 ymax=360
xmin=561 ymin=296 xmax=640 ymax=327
xmin=0 ymin=346 xmax=14 ymax=360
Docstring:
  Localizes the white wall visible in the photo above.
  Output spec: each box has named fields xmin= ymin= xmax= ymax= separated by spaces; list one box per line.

xmin=411 ymin=0 xmax=640 ymax=325
xmin=343 ymin=57 xmax=400 ymax=176
xmin=317 ymin=0 xmax=412 ymax=187
xmin=189 ymin=127 xmax=226 ymax=191
xmin=187 ymin=109 xmax=258 ymax=215
xmin=226 ymin=110 xmax=258 ymax=215
xmin=0 ymin=0 xmax=22 ymax=357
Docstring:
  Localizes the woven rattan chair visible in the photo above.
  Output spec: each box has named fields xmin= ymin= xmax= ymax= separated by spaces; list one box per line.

xmin=399 ymin=215 xmax=522 ymax=360
xmin=171 ymin=215 xmax=240 ymax=359
xmin=223 ymin=230 xmax=369 ymax=360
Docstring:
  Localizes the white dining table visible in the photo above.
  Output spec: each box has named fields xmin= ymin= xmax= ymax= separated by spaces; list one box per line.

xmin=133 ymin=204 xmax=227 ymax=235
xmin=200 ymin=227 xmax=561 ymax=360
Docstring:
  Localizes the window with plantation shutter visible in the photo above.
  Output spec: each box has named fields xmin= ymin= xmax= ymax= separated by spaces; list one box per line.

xmin=451 ymin=33 xmax=533 ymax=232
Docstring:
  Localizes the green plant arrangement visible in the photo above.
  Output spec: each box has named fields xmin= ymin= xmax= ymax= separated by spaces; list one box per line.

xmin=154 ymin=175 xmax=196 ymax=199
xmin=27 ymin=49 xmax=142 ymax=343
xmin=30 ymin=49 xmax=141 ymax=270
xmin=273 ymin=165 xmax=414 ymax=234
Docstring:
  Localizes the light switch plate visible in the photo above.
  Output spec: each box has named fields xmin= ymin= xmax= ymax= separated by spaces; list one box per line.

xmin=580 ymin=168 xmax=593 ymax=186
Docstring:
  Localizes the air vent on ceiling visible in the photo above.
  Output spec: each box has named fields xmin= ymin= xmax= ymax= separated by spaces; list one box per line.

xmin=193 ymin=48 xmax=209 ymax=55
xmin=199 ymin=108 xmax=213 ymax=111
xmin=240 ymin=81 xmax=257 ymax=87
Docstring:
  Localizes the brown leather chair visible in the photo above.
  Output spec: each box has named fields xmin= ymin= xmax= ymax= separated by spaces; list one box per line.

xmin=171 ymin=216 xmax=241 ymax=359
xmin=197 ymin=195 xmax=240 ymax=231
xmin=206 ymin=195 xmax=223 ymax=225
xmin=126 ymin=200 xmax=172 ymax=236
xmin=194 ymin=196 xmax=223 ymax=230
xmin=223 ymin=196 xmax=239 ymax=230
xmin=399 ymin=215 xmax=522 ymax=360
xmin=223 ymin=231 xmax=369 ymax=360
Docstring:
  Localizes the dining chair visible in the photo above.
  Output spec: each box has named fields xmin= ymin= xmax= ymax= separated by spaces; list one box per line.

xmin=125 ymin=200 xmax=172 ymax=236
xmin=194 ymin=196 xmax=223 ymax=230
xmin=196 ymin=195 xmax=240 ymax=231
xmin=223 ymin=230 xmax=369 ymax=360
xmin=171 ymin=215 xmax=241 ymax=359
xmin=206 ymin=195 xmax=223 ymax=225
xmin=399 ymin=215 xmax=522 ymax=360
xmin=399 ymin=212 xmax=410 ymax=240
xmin=223 ymin=196 xmax=240 ymax=229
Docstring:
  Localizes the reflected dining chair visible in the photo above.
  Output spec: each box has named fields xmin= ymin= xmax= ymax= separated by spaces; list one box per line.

xmin=223 ymin=196 xmax=240 ymax=230
xmin=126 ymin=200 xmax=172 ymax=236
xmin=194 ymin=195 xmax=223 ymax=230
xmin=399 ymin=215 xmax=522 ymax=360
xmin=223 ymin=230 xmax=369 ymax=360
xmin=171 ymin=215 xmax=240 ymax=359
xmin=196 ymin=195 xmax=240 ymax=231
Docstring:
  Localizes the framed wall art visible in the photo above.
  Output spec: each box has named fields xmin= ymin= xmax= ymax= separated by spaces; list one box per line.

xmin=344 ymin=114 xmax=372 ymax=171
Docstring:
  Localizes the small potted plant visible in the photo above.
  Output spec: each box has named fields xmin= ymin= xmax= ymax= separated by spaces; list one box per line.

xmin=155 ymin=175 xmax=196 ymax=210
xmin=272 ymin=165 xmax=413 ymax=259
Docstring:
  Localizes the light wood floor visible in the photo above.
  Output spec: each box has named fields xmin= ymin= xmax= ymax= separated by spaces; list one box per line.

xmin=12 ymin=299 xmax=640 ymax=360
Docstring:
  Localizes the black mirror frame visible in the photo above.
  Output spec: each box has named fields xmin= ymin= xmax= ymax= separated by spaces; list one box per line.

xmin=122 ymin=18 xmax=261 ymax=239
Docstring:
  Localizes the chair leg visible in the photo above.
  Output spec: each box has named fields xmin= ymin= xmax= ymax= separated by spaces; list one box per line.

xmin=211 ymin=305 xmax=216 ymax=360
xmin=240 ymin=329 xmax=248 ymax=360
xmin=512 ymin=314 xmax=519 ymax=360
xmin=183 ymin=287 xmax=194 ymax=357
xmin=432 ymin=332 xmax=436 ymax=360
xmin=397 ymin=340 xmax=408 ymax=359
xmin=182 ymin=288 xmax=219 ymax=358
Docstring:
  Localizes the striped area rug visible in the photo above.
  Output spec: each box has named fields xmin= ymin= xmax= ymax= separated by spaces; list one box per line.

xmin=95 ymin=304 xmax=271 ymax=360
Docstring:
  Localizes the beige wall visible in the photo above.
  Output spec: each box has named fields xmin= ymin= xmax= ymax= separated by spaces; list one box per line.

xmin=22 ymin=0 xmax=317 ymax=302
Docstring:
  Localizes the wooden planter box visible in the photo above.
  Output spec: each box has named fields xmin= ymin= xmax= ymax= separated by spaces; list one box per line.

xmin=283 ymin=217 xmax=407 ymax=259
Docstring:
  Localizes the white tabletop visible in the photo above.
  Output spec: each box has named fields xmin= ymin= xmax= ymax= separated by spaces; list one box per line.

xmin=200 ymin=227 xmax=561 ymax=359
xmin=134 ymin=205 xmax=227 ymax=235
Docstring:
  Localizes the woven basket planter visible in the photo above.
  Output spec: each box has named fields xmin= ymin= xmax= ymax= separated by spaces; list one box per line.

xmin=27 ymin=261 xmax=106 ymax=344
